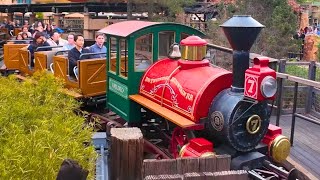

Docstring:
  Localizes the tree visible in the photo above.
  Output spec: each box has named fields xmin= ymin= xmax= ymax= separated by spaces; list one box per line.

xmin=262 ymin=0 xmax=299 ymax=58
xmin=207 ymin=0 xmax=299 ymax=58
xmin=128 ymin=0 xmax=196 ymax=21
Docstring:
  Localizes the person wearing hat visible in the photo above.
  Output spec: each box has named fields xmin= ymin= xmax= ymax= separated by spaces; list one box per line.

xmin=47 ymin=30 xmax=67 ymax=50
xmin=47 ymin=31 xmax=60 ymax=46
xmin=27 ymin=32 xmax=52 ymax=67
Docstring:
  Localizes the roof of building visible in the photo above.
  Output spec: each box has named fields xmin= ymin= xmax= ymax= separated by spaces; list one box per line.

xmin=64 ymin=12 xmax=84 ymax=18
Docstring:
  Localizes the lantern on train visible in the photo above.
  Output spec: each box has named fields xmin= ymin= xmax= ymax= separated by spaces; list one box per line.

xmin=180 ymin=35 xmax=207 ymax=61
xmin=244 ymin=57 xmax=277 ymax=101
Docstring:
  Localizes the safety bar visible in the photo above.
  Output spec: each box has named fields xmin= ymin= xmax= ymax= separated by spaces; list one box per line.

xmin=7 ymin=40 xmax=32 ymax=42
xmin=55 ymin=50 xmax=69 ymax=56
xmin=79 ymin=52 xmax=106 ymax=59
xmin=36 ymin=45 xmax=63 ymax=51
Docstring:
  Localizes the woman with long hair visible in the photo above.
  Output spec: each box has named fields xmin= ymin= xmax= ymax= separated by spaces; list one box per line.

xmin=27 ymin=32 xmax=51 ymax=67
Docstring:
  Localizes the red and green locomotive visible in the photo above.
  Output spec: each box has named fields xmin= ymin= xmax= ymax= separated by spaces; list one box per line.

xmin=100 ymin=15 xmax=290 ymax=173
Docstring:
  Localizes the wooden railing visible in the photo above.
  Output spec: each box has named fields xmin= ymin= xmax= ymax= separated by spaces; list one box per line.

xmin=275 ymin=60 xmax=320 ymax=145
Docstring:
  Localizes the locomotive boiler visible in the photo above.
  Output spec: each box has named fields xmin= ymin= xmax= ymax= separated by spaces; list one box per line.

xmin=134 ymin=15 xmax=290 ymax=169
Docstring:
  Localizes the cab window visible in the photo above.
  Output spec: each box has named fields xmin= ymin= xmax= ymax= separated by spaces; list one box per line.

xmin=135 ymin=33 xmax=153 ymax=72
xmin=109 ymin=37 xmax=117 ymax=73
xmin=158 ymin=31 xmax=175 ymax=59
xmin=181 ymin=33 xmax=190 ymax=40
xmin=119 ymin=39 xmax=128 ymax=78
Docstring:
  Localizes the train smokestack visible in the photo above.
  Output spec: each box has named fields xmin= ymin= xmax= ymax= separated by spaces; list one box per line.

xmin=220 ymin=15 xmax=264 ymax=92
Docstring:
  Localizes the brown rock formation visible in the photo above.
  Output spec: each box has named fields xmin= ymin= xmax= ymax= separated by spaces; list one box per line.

xmin=303 ymin=34 xmax=320 ymax=61
xmin=288 ymin=0 xmax=300 ymax=12
xmin=300 ymin=12 xmax=309 ymax=31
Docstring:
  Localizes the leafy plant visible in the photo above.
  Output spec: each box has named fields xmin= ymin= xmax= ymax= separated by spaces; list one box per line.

xmin=0 ymin=72 xmax=96 ymax=179
xmin=285 ymin=61 xmax=320 ymax=82
xmin=35 ymin=12 xmax=44 ymax=20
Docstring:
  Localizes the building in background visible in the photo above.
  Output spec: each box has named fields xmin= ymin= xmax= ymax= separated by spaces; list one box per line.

xmin=0 ymin=0 xmax=15 ymax=4
xmin=16 ymin=0 xmax=32 ymax=4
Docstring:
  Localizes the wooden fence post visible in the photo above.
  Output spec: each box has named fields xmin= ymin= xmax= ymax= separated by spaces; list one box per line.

xmin=143 ymin=159 xmax=177 ymax=177
xmin=305 ymin=61 xmax=316 ymax=113
xmin=276 ymin=59 xmax=286 ymax=126
xmin=110 ymin=128 xmax=144 ymax=180
xmin=216 ymin=154 xmax=231 ymax=172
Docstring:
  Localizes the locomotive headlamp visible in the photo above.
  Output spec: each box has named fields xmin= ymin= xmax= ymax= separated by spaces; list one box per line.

xmin=244 ymin=57 xmax=277 ymax=101
xmin=261 ymin=76 xmax=277 ymax=98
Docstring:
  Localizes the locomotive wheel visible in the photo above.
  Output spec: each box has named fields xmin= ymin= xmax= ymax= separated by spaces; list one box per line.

xmin=228 ymin=101 xmax=269 ymax=151
xmin=169 ymin=127 xmax=195 ymax=158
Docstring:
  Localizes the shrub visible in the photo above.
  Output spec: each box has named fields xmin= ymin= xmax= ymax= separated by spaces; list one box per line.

xmin=0 ymin=72 xmax=97 ymax=179
xmin=285 ymin=60 xmax=320 ymax=81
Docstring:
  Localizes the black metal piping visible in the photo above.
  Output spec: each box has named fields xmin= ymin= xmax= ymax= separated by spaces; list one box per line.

xmin=220 ymin=15 xmax=264 ymax=92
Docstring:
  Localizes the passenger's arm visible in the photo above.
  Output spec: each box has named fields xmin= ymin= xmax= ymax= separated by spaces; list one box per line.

xmin=27 ymin=45 xmax=33 ymax=54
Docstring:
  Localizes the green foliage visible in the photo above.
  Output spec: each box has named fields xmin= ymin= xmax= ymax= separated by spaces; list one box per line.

xmin=270 ymin=1 xmax=297 ymax=36
xmin=285 ymin=61 xmax=320 ymax=81
xmin=0 ymin=72 xmax=96 ymax=179
xmin=158 ymin=0 xmax=195 ymax=16
xmin=286 ymin=63 xmax=309 ymax=78
xmin=35 ymin=12 xmax=44 ymax=20
xmin=264 ymin=0 xmax=299 ymax=57
xmin=207 ymin=0 xmax=300 ymax=58
xmin=133 ymin=0 xmax=195 ymax=21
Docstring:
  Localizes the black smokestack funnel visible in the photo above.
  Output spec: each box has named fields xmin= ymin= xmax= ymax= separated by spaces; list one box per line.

xmin=220 ymin=15 xmax=264 ymax=92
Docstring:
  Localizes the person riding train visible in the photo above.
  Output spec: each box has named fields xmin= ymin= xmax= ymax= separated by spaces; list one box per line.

xmin=68 ymin=34 xmax=91 ymax=79
xmin=89 ymin=33 xmax=107 ymax=58
xmin=63 ymin=33 xmax=75 ymax=51
xmin=27 ymin=32 xmax=52 ymax=67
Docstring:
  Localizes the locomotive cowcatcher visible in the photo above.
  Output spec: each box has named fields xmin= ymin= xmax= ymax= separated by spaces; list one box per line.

xmin=100 ymin=15 xmax=291 ymax=173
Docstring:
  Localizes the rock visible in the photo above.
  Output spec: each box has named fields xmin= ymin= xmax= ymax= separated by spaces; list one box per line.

xmin=303 ymin=34 xmax=320 ymax=61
